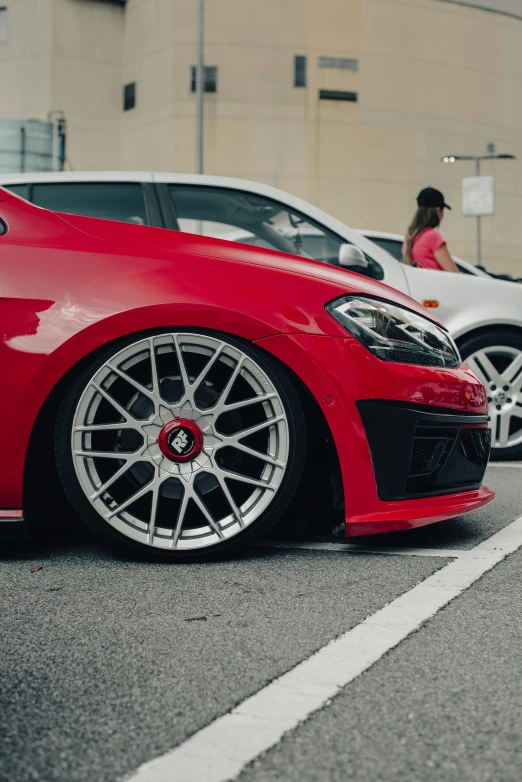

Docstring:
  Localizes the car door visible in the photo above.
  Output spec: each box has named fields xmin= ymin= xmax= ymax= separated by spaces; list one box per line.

xmin=158 ymin=182 xmax=388 ymax=282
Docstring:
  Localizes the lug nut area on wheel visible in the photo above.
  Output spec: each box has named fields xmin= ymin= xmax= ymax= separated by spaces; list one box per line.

xmin=491 ymin=387 xmax=514 ymax=407
xmin=158 ymin=419 xmax=204 ymax=463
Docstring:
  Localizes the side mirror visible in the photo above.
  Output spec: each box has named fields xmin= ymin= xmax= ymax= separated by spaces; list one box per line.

xmin=338 ymin=243 xmax=369 ymax=269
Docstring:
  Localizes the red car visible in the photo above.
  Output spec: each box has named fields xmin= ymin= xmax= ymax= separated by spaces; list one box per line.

xmin=0 ymin=189 xmax=493 ymax=560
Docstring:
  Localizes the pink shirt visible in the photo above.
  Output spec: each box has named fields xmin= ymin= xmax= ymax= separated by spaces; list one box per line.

xmin=402 ymin=228 xmax=446 ymax=270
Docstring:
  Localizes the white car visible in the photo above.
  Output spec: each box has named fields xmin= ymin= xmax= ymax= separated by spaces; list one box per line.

xmin=358 ymin=230 xmax=522 ymax=286
xmin=359 ymin=230 xmax=492 ymax=279
xmin=2 ymin=171 xmax=522 ymax=460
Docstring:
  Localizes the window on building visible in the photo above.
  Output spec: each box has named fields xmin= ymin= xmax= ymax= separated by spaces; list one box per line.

xmin=0 ymin=7 xmax=7 ymax=45
xmin=318 ymin=56 xmax=358 ymax=71
xmin=123 ymin=82 xmax=136 ymax=111
xmin=294 ymin=56 xmax=307 ymax=87
xmin=319 ymin=90 xmax=358 ymax=102
xmin=31 ymin=183 xmax=149 ymax=225
xmin=190 ymin=66 xmax=218 ymax=93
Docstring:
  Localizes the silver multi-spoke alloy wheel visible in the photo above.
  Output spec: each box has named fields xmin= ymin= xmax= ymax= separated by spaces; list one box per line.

xmin=463 ymin=338 xmax=522 ymax=456
xmin=60 ymin=332 xmax=302 ymax=557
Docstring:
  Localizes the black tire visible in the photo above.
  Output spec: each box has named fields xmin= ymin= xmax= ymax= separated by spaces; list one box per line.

xmin=459 ymin=329 xmax=522 ymax=461
xmin=54 ymin=329 xmax=307 ymax=561
xmin=271 ymin=382 xmax=344 ymax=540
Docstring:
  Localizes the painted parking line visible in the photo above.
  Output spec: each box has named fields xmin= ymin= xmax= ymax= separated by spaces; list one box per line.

xmin=261 ymin=541 xmax=468 ymax=558
xmin=126 ymin=515 xmax=522 ymax=782
xmin=487 ymin=462 xmax=522 ymax=468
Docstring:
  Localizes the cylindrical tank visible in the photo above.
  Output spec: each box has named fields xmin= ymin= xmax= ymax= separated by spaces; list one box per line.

xmin=0 ymin=119 xmax=65 ymax=174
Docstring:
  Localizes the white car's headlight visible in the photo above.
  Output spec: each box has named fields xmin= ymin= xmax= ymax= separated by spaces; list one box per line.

xmin=326 ymin=295 xmax=461 ymax=368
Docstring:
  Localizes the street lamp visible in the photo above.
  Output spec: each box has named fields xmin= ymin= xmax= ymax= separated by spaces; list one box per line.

xmin=441 ymin=153 xmax=516 ymax=267
xmin=441 ymin=154 xmax=516 ymax=176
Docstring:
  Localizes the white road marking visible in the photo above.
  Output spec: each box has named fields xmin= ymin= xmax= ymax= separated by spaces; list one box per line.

xmin=126 ymin=516 xmax=522 ymax=782
xmin=261 ymin=541 xmax=468 ymax=558
xmin=487 ymin=462 xmax=522 ymax=468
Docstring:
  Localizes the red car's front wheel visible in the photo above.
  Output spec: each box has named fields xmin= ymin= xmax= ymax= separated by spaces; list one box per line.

xmin=55 ymin=330 xmax=306 ymax=560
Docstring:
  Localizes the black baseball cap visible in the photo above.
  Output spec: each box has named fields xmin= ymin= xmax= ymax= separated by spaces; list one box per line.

xmin=417 ymin=187 xmax=451 ymax=210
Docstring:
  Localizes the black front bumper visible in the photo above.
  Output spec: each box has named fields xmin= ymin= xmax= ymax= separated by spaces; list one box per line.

xmin=357 ymin=401 xmax=491 ymax=501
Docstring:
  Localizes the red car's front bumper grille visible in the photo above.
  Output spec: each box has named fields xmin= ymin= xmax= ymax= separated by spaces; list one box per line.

xmin=357 ymin=401 xmax=491 ymax=502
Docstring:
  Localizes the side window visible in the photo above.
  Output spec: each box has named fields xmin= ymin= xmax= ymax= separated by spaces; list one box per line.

xmin=371 ymin=235 xmax=474 ymax=277
xmin=368 ymin=237 xmax=404 ymax=262
xmin=3 ymin=184 xmax=30 ymax=201
xmin=31 ymin=183 xmax=149 ymax=225
xmin=168 ymin=184 xmax=383 ymax=279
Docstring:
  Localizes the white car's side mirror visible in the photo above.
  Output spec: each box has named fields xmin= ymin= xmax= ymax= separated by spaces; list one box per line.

xmin=338 ymin=243 xmax=369 ymax=269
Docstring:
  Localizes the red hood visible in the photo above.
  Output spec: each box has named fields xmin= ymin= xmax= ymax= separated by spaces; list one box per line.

xmin=55 ymin=211 xmax=441 ymax=324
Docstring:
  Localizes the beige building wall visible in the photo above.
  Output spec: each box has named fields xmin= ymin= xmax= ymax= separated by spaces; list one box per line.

xmin=0 ymin=0 xmax=124 ymax=170
xmin=50 ymin=0 xmax=124 ymax=170
xmin=1 ymin=0 xmax=522 ymax=274
xmin=359 ymin=0 xmax=522 ymax=274
xmin=121 ymin=0 xmax=363 ymax=203
xmin=121 ymin=0 xmax=522 ymax=274
xmin=0 ymin=0 xmax=54 ymax=116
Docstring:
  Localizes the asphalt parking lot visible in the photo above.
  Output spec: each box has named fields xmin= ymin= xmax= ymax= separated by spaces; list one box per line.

xmin=1 ymin=463 xmax=521 ymax=782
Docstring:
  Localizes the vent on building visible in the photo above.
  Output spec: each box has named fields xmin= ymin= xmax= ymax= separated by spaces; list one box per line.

xmin=123 ymin=82 xmax=136 ymax=111
xmin=0 ymin=6 xmax=7 ymax=45
xmin=0 ymin=119 xmax=65 ymax=173
xmin=318 ymin=56 xmax=358 ymax=71
xmin=294 ymin=55 xmax=307 ymax=87
xmin=190 ymin=66 xmax=218 ymax=93
xmin=319 ymin=90 xmax=358 ymax=102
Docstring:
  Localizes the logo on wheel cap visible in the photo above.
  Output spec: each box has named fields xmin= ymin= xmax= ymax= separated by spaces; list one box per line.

xmin=158 ymin=419 xmax=204 ymax=463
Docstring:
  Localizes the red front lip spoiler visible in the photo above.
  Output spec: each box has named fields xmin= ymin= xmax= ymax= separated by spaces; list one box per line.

xmin=345 ymin=486 xmax=495 ymax=537
xmin=1 ymin=488 xmax=496 ymax=540
xmin=0 ymin=510 xmax=24 ymax=519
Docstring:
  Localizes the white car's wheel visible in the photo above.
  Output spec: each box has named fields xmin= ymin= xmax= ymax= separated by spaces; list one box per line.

xmin=460 ymin=330 xmax=522 ymax=461
xmin=55 ymin=331 xmax=306 ymax=560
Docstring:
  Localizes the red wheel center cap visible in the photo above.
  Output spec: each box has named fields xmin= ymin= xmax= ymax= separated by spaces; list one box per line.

xmin=158 ymin=419 xmax=204 ymax=463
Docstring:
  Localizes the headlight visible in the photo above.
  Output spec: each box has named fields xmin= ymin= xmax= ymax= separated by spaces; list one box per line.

xmin=326 ymin=295 xmax=461 ymax=368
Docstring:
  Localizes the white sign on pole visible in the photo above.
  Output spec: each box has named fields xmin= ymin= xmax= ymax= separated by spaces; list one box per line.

xmin=462 ymin=176 xmax=495 ymax=216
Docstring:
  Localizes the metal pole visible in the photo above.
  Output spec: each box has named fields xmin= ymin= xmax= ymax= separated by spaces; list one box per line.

xmin=59 ymin=119 xmax=66 ymax=171
xmin=20 ymin=125 xmax=26 ymax=173
xmin=195 ymin=0 xmax=204 ymax=176
xmin=476 ymin=157 xmax=481 ymax=267
xmin=51 ymin=120 xmax=57 ymax=172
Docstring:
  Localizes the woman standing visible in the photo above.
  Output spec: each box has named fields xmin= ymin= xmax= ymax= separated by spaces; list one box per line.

xmin=403 ymin=187 xmax=458 ymax=272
